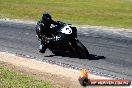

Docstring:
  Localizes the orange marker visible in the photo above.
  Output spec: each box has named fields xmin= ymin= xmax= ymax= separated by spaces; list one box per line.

xmin=82 ymin=68 xmax=89 ymax=77
xmin=85 ymin=71 xmax=88 ymax=77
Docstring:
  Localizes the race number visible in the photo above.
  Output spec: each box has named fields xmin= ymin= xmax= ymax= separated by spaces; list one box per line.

xmin=61 ymin=25 xmax=72 ymax=34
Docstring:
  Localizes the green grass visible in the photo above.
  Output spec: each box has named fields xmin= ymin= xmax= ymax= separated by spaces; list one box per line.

xmin=0 ymin=67 xmax=52 ymax=88
xmin=0 ymin=0 xmax=132 ymax=28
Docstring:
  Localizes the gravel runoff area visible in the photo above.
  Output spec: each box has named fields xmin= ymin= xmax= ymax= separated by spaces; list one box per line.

xmin=0 ymin=52 xmax=131 ymax=88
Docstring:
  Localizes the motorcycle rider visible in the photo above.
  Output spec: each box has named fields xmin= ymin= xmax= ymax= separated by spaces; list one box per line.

xmin=35 ymin=13 xmax=89 ymax=59
xmin=35 ymin=13 xmax=63 ymax=53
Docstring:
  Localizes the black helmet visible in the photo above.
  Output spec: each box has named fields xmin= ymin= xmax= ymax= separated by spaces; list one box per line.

xmin=42 ymin=13 xmax=52 ymax=23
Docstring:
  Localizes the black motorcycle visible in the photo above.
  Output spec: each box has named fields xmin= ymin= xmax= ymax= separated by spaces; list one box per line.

xmin=37 ymin=23 xmax=89 ymax=58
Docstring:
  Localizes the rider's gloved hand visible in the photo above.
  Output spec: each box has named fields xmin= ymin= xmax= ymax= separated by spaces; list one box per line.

xmin=41 ymin=36 xmax=48 ymax=42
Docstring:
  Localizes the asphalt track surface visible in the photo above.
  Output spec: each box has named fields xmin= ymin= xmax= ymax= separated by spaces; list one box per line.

xmin=0 ymin=21 xmax=132 ymax=80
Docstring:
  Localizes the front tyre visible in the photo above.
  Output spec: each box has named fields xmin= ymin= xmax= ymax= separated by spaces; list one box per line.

xmin=52 ymin=51 xmax=61 ymax=56
xmin=73 ymin=40 xmax=89 ymax=59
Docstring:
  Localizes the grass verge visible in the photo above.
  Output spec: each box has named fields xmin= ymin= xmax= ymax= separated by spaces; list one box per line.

xmin=0 ymin=67 xmax=52 ymax=88
xmin=0 ymin=0 xmax=132 ymax=28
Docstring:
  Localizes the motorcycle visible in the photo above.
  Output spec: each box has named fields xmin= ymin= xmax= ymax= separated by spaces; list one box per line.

xmin=37 ymin=23 xmax=89 ymax=59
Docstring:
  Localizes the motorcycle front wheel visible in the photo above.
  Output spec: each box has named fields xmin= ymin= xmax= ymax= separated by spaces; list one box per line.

xmin=72 ymin=39 xmax=89 ymax=59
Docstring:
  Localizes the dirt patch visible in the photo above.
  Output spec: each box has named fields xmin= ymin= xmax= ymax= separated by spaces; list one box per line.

xmin=0 ymin=61 xmax=77 ymax=88
xmin=0 ymin=53 xmax=81 ymax=88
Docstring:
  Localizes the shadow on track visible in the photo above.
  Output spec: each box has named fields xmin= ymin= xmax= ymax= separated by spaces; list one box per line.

xmin=45 ymin=52 xmax=106 ymax=60
xmin=88 ymin=54 xmax=106 ymax=60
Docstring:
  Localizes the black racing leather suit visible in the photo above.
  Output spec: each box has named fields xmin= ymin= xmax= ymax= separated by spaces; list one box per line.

xmin=35 ymin=20 xmax=64 ymax=53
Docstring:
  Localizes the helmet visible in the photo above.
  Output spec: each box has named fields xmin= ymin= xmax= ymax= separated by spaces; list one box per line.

xmin=42 ymin=13 xmax=52 ymax=24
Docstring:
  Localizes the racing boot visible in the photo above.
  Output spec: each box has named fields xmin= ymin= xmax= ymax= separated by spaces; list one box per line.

xmin=39 ymin=44 xmax=47 ymax=53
